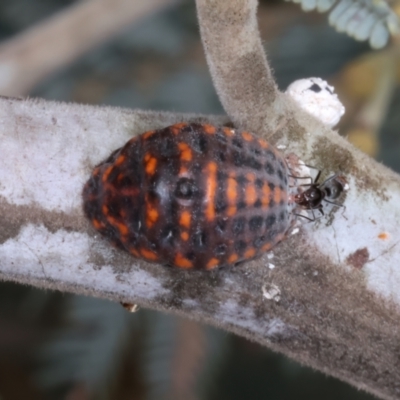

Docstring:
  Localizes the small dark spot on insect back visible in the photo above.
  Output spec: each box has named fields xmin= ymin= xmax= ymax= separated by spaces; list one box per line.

xmin=217 ymin=171 xmax=227 ymax=181
xmin=254 ymin=199 xmax=262 ymax=208
xmin=265 ymin=228 xmax=278 ymax=241
xmin=191 ymin=133 xmax=208 ymax=154
xmin=277 ymin=169 xmax=284 ymax=181
xmin=237 ymin=176 xmax=247 ymax=186
xmin=266 ymin=214 xmax=277 ymax=227
xmin=251 ymin=147 xmax=262 ymax=156
xmin=193 ymin=231 xmax=207 ymax=248
xmin=255 ymin=178 xmax=263 ymax=188
xmin=115 ymin=175 xmax=134 ymax=189
xmin=215 ymin=151 xmax=226 ymax=162
xmin=237 ymin=201 xmax=246 ymax=210
xmin=216 ymin=130 xmax=228 ymax=143
xmin=279 ymin=211 xmax=286 ymax=221
xmin=309 ymin=83 xmax=322 ymax=93
xmin=161 ymin=225 xmax=177 ymax=245
xmin=249 ymin=216 xmax=263 ymax=231
xmin=147 ymin=188 xmax=159 ymax=202
xmin=233 ymin=151 xmax=246 ymax=167
xmin=264 ymin=150 xmax=276 ymax=161
xmin=215 ymin=244 xmax=227 ymax=255
xmin=233 ymin=217 xmax=246 ymax=235
xmin=265 ymin=162 xmax=275 ymax=175
xmin=234 ymin=240 xmax=247 ymax=254
xmin=215 ymin=198 xmax=227 ymax=212
xmin=158 ymin=137 xmax=179 ymax=158
xmin=253 ymin=236 xmax=266 ymax=248
xmin=175 ymin=178 xmax=196 ymax=199
xmin=185 ymin=251 xmax=196 ymax=261
xmin=245 ymin=157 xmax=262 ymax=170
xmin=232 ymin=138 xmax=243 ymax=148
xmin=268 ymin=182 xmax=275 ymax=191
xmin=216 ymin=219 xmax=227 ymax=234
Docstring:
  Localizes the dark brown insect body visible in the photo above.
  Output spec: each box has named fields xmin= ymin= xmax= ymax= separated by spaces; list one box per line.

xmin=295 ymin=172 xmax=346 ymax=217
xmin=83 ymin=123 xmax=296 ymax=269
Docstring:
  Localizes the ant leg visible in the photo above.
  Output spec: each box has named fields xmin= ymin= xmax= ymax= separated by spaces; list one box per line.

xmin=292 ymin=212 xmax=315 ymax=222
xmin=288 ymin=174 xmax=313 ymax=180
xmin=320 ymin=173 xmax=340 ymax=186
xmin=323 ymin=199 xmax=343 ymax=207
xmin=313 ymin=170 xmax=322 ymax=185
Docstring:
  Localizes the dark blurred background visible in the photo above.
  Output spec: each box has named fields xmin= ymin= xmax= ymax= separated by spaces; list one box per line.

xmin=0 ymin=0 xmax=398 ymax=398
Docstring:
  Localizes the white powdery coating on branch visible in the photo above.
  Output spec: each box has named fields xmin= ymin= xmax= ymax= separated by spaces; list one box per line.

xmin=0 ymin=224 xmax=169 ymax=300
xmin=305 ymin=176 xmax=400 ymax=306
xmin=286 ymin=77 xmax=345 ymax=127
xmin=0 ymin=100 xmax=134 ymax=211
xmin=217 ymin=298 xmax=295 ymax=339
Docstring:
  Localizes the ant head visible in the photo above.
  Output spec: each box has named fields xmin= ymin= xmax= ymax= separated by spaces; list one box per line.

xmin=293 ymin=172 xmax=346 ymax=218
xmin=295 ymin=184 xmax=325 ymax=210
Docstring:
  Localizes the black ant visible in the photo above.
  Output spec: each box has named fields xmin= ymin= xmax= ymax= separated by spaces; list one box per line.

xmin=291 ymin=169 xmax=346 ymax=221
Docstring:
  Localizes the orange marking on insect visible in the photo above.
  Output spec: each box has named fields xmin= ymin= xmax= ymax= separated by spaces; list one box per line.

xmin=101 ymin=166 xmax=113 ymax=183
xmin=146 ymin=196 xmax=159 ymax=227
xmin=142 ymin=130 xmax=155 ymax=139
xmin=274 ymin=187 xmax=281 ymax=204
xmin=120 ymin=186 xmax=140 ymax=197
xmin=127 ymin=136 xmax=139 ymax=145
xmin=258 ymin=139 xmax=268 ymax=149
xmin=145 ymin=155 xmax=157 ymax=175
xmin=206 ymin=257 xmax=219 ymax=270
xmin=204 ymin=162 xmax=217 ymax=221
xmin=179 ymin=165 xmax=188 ymax=175
xmin=227 ymin=206 xmax=236 ymax=216
xmin=171 ymin=123 xmax=187 ymax=135
xmin=102 ymin=204 xmax=109 ymax=216
xmin=181 ymin=231 xmax=189 ymax=241
xmin=92 ymin=167 xmax=100 ymax=177
xmin=179 ymin=211 xmax=191 ymax=228
xmin=223 ymin=127 xmax=234 ymax=136
xmin=261 ymin=183 xmax=271 ymax=207
xmin=178 ymin=142 xmax=192 ymax=161
xmin=92 ymin=219 xmax=103 ymax=230
xmin=141 ymin=248 xmax=158 ymax=261
xmin=175 ymin=253 xmax=193 ymax=269
xmin=245 ymin=176 xmax=257 ymax=206
xmin=228 ymin=254 xmax=238 ymax=263
xmin=106 ymin=215 xmax=129 ymax=236
xmin=115 ymin=220 xmax=129 ymax=236
xmin=203 ymin=124 xmax=216 ymax=134
xmin=261 ymin=242 xmax=272 ymax=252
xmin=244 ymin=248 xmax=256 ymax=258
xmin=129 ymin=248 xmax=140 ymax=257
xmin=115 ymin=154 xmax=126 ymax=166
xmin=226 ymin=175 xmax=237 ymax=216
xmin=242 ymin=131 xmax=253 ymax=141
xmin=378 ymin=232 xmax=390 ymax=240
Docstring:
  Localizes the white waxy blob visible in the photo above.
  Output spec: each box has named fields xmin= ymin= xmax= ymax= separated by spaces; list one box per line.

xmin=286 ymin=77 xmax=345 ymax=127
xmin=262 ymin=283 xmax=281 ymax=302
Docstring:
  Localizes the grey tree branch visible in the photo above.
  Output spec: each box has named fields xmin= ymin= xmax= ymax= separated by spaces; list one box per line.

xmin=1 ymin=0 xmax=400 ymax=399
xmin=196 ymin=0 xmax=279 ymax=135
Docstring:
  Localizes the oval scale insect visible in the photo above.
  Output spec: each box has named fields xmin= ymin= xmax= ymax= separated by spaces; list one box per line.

xmin=83 ymin=123 xmax=344 ymax=270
